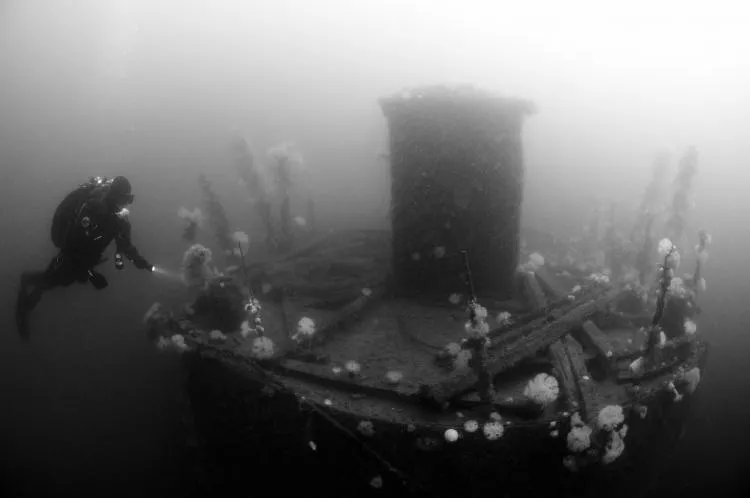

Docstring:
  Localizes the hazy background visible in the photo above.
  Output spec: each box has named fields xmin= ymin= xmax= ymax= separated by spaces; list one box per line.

xmin=1 ymin=0 xmax=749 ymax=496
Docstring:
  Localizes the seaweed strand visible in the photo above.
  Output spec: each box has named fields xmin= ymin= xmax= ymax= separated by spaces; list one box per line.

xmin=461 ymin=250 xmax=477 ymax=303
xmin=646 ymin=248 xmax=674 ymax=355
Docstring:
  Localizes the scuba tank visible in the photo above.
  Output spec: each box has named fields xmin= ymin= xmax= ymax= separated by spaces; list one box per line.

xmin=51 ymin=176 xmax=113 ymax=249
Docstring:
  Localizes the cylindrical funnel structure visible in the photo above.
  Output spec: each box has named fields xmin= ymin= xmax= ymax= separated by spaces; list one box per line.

xmin=380 ymin=86 xmax=533 ymax=299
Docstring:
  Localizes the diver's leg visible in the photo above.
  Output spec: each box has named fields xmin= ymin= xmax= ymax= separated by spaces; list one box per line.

xmin=16 ymin=270 xmax=46 ymax=340
xmin=17 ymin=268 xmax=52 ymax=310
xmin=15 ymin=257 xmax=64 ymax=340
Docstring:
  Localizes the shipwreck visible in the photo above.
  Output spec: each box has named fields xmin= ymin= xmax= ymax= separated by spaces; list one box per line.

xmin=147 ymin=86 xmax=710 ymax=498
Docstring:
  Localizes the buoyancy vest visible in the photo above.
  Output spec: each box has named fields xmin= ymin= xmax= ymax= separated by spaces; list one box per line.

xmin=50 ymin=176 xmax=113 ymax=249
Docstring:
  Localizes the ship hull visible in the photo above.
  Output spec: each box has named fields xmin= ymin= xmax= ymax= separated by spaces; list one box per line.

xmin=183 ymin=339 xmax=708 ymax=498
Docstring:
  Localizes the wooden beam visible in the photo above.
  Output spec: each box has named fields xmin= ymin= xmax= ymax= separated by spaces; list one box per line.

xmin=548 ymin=335 xmax=599 ymax=421
xmin=489 ymin=289 xmax=620 ymax=375
xmin=419 ymin=289 xmax=621 ymax=405
xmin=576 ymin=320 xmax=616 ymax=374
xmin=616 ymin=336 xmax=694 ymax=384
xmin=548 ymin=338 xmax=579 ymax=412
xmin=616 ymin=358 xmax=680 ymax=384
xmin=561 ymin=335 xmax=599 ymax=423
xmin=271 ymin=358 xmax=418 ymax=401
xmin=489 ymin=286 xmax=611 ymax=348
xmin=292 ymin=285 xmax=385 ymax=350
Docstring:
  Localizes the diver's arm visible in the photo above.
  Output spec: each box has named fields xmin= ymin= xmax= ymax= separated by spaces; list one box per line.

xmin=115 ymin=218 xmax=154 ymax=271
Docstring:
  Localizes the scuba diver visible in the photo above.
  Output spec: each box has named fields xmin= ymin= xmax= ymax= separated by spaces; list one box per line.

xmin=15 ymin=175 xmax=155 ymax=340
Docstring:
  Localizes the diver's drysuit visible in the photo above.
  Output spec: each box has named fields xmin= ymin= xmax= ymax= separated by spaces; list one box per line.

xmin=15 ymin=175 xmax=154 ymax=340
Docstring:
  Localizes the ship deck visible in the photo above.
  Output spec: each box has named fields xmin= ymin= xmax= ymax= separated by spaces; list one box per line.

xmin=190 ymin=229 xmax=694 ymax=428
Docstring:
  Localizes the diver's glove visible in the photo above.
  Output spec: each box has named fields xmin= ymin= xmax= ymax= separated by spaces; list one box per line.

xmin=133 ymin=257 xmax=155 ymax=272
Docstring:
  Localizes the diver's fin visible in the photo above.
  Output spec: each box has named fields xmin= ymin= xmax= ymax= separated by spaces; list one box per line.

xmin=87 ymin=270 xmax=109 ymax=290
xmin=15 ymin=285 xmax=32 ymax=342
xmin=15 ymin=273 xmax=45 ymax=341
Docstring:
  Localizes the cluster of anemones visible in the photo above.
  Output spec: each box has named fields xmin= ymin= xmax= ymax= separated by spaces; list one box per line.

xmin=239 ymin=298 xmax=263 ymax=337
xmin=667 ymin=277 xmax=691 ymax=299
xmin=495 ymin=311 xmax=512 ymax=327
xmin=597 ymin=405 xmax=628 ymax=465
xmin=566 ymin=412 xmax=593 ymax=455
xmin=668 ymin=366 xmax=702 ymax=401
xmin=518 ymin=252 xmax=545 ymax=273
xmin=236 ymin=333 xmax=275 ymax=360
xmin=181 ymin=244 xmax=215 ymax=288
xmin=156 ymin=334 xmax=190 ymax=354
xmin=588 ymin=272 xmax=611 ymax=285
xmin=208 ymin=330 xmax=227 ymax=343
xmin=441 ymin=342 xmax=473 ymax=371
xmin=292 ymin=316 xmax=316 ymax=343
xmin=236 ymin=297 xmax=275 ymax=359
xmin=465 ymin=301 xmax=490 ymax=341
xmin=563 ymin=405 xmax=629 ymax=471
xmin=439 ymin=412 xmax=508 ymax=445
xmin=664 ymin=246 xmax=681 ymax=270
xmin=523 ymin=373 xmax=560 ymax=407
